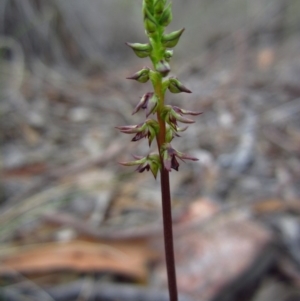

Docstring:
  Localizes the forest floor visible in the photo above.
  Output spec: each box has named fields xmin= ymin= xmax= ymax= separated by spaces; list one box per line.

xmin=1 ymin=31 xmax=300 ymax=301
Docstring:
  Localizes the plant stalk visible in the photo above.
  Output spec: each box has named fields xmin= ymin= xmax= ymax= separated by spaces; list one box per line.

xmin=121 ymin=2 xmax=196 ymax=300
xmin=155 ymin=75 xmax=178 ymax=301
xmin=160 ymin=167 xmax=178 ymax=301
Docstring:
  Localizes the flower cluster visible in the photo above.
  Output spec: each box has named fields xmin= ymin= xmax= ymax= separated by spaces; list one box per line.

xmin=116 ymin=119 xmax=159 ymax=146
xmin=161 ymin=143 xmax=199 ymax=172
xmin=117 ymin=0 xmax=201 ymax=177
xmin=120 ymin=153 xmax=161 ymax=179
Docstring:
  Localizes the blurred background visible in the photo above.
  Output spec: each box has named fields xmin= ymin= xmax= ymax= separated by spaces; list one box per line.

xmin=1 ymin=1 xmax=300 ymax=300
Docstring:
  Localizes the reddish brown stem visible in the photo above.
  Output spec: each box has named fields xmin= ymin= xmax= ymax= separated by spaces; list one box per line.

xmin=156 ymin=82 xmax=178 ymax=301
xmin=160 ymin=167 xmax=178 ymax=301
xmin=155 ymin=73 xmax=178 ymax=301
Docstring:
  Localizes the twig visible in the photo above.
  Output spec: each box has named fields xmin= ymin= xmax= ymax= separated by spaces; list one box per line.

xmin=47 ymin=280 xmax=195 ymax=301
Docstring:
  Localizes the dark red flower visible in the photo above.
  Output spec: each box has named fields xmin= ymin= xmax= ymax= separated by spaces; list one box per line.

xmin=161 ymin=105 xmax=202 ymax=130
xmin=161 ymin=143 xmax=198 ymax=172
xmin=119 ymin=153 xmax=161 ymax=178
xmin=132 ymin=92 xmax=158 ymax=117
xmin=116 ymin=119 xmax=159 ymax=146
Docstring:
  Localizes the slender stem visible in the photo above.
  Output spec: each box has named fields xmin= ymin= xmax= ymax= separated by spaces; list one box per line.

xmin=160 ymin=168 xmax=178 ymax=301
xmin=155 ymin=75 xmax=178 ymax=301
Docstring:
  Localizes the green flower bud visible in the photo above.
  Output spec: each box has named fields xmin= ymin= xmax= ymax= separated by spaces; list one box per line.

xmin=126 ymin=42 xmax=152 ymax=58
xmin=159 ymin=3 xmax=172 ymax=27
xmin=146 ymin=119 xmax=160 ymax=146
xmin=168 ymin=77 xmax=192 ymax=93
xmin=155 ymin=59 xmax=170 ymax=77
xmin=165 ymin=125 xmax=188 ymax=142
xmin=149 ymin=70 xmax=162 ymax=87
xmin=162 ymin=78 xmax=170 ymax=93
xmin=161 ymin=28 xmax=185 ymax=48
xmin=154 ymin=0 xmax=167 ymax=17
xmin=154 ymin=0 xmax=167 ymax=6
xmin=144 ymin=16 xmax=157 ymax=34
xmin=148 ymin=153 xmax=161 ymax=178
xmin=144 ymin=0 xmax=152 ymax=5
xmin=144 ymin=0 xmax=154 ymax=10
xmin=166 ymin=126 xmax=173 ymax=143
xmin=146 ymin=153 xmax=162 ymax=178
xmin=143 ymin=0 xmax=155 ymax=15
xmin=127 ymin=67 xmax=150 ymax=83
xmin=143 ymin=8 xmax=157 ymax=34
xmin=164 ymin=49 xmax=173 ymax=62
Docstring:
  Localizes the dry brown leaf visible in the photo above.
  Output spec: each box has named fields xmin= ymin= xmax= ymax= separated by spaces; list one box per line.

xmin=154 ymin=212 xmax=273 ymax=300
xmin=2 ymin=162 xmax=47 ymax=179
xmin=252 ymin=199 xmax=288 ymax=214
xmin=257 ymin=47 xmax=275 ymax=70
xmin=178 ymin=198 xmax=219 ymax=224
xmin=0 ymin=240 xmax=157 ymax=281
xmin=252 ymin=198 xmax=300 ymax=215
xmin=22 ymin=124 xmax=41 ymax=145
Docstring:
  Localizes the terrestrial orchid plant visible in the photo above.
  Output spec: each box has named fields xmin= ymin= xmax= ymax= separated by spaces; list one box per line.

xmin=116 ymin=1 xmax=201 ymax=300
